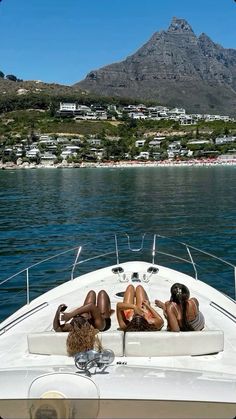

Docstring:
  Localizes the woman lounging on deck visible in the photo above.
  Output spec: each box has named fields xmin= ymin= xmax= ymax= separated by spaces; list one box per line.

xmin=116 ymin=284 xmax=164 ymax=332
xmin=155 ymin=283 xmax=205 ymax=332
xmin=53 ymin=290 xmax=113 ymax=356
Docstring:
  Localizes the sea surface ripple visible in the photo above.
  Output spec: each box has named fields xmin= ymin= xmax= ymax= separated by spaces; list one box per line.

xmin=0 ymin=166 xmax=236 ymax=320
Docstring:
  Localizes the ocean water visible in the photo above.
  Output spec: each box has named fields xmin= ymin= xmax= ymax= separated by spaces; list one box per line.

xmin=0 ymin=166 xmax=236 ymax=321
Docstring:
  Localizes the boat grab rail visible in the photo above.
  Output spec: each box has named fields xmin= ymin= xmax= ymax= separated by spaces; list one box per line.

xmin=74 ymin=250 xmax=116 ymax=270
xmin=1 ymin=233 xmax=235 ymax=309
xmin=0 ymin=246 xmax=82 ymax=288
xmin=210 ymin=301 xmax=236 ymax=323
xmin=0 ymin=248 xmax=119 ymax=309
xmin=72 ymin=233 xmax=236 ymax=298
xmin=154 ymin=234 xmax=236 ymax=299
xmin=0 ymin=302 xmax=49 ymax=335
xmin=156 ymin=234 xmax=236 ymax=268
xmin=155 ymin=233 xmax=236 ymax=269
xmin=0 ymin=246 xmax=83 ymax=307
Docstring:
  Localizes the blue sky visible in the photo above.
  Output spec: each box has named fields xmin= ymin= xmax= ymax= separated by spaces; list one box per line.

xmin=0 ymin=0 xmax=235 ymax=86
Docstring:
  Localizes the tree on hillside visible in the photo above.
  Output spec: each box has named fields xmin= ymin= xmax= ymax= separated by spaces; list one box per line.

xmin=6 ymin=74 xmax=17 ymax=82
xmin=0 ymin=71 xmax=4 ymax=78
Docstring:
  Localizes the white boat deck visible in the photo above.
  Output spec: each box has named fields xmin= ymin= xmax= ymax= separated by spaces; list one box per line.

xmin=1 ymin=229 xmax=236 ymax=418
xmin=0 ymin=262 xmax=236 ymax=377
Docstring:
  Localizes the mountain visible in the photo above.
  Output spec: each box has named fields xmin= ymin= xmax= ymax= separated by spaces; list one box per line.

xmin=75 ymin=17 xmax=236 ymax=116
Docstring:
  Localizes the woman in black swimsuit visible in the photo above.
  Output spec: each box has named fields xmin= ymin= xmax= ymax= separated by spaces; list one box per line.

xmin=53 ymin=289 xmax=112 ymax=332
xmin=53 ymin=290 xmax=113 ymax=356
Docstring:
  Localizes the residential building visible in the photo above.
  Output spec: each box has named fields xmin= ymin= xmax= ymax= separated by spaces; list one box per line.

xmin=215 ymin=136 xmax=236 ymax=145
xmin=39 ymin=135 xmax=52 ymax=141
xmin=40 ymin=152 xmax=57 ymax=165
xmin=179 ymin=115 xmax=195 ymax=125
xmin=168 ymin=108 xmax=186 ymax=115
xmin=136 ymin=151 xmax=149 ymax=160
xmin=59 ymin=103 xmax=76 ymax=112
xmin=187 ymin=139 xmax=212 ymax=145
xmin=87 ymin=139 xmax=102 ymax=146
xmin=95 ymin=110 xmax=107 ymax=120
xmin=167 ymin=141 xmax=181 ymax=159
xmin=26 ymin=147 xmax=40 ymax=159
xmin=61 ymin=146 xmax=81 ymax=159
xmin=135 ymin=140 xmax=146 ymax=148
xmin=128 ymin=112 xmax=147 ymax=120
xmin=149 ymin=140 xmax=162 ymax=148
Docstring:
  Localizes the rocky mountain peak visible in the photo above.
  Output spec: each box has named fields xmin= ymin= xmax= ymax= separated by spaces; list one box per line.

xmin=167 ymin=17 xmax=194 ymax=34
xmin=199 ymin=32 xmax=215 ymax=45
xmin=76 ymin=17 xmax=236 ymax=116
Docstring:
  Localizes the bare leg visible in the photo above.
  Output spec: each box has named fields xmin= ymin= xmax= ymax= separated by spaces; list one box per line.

xmin=83 ymin=290 xmax=96 ymax=306
xmin=97 ymin=290 xmax=111 ymax=318
xmin=116 ymin=284 xmax=136 ymax=331
xmin=123 ymin=284 xmax=135 ymax=304
xmin=166 ymin=303 xmax=180 ymax=332
xmin=62 ymin=290 xmax=96 ymax=322
xmin=136 ymin=285 xmax=149 ymax=308
xmin=81 ymin=290 xmax=97 ymax=322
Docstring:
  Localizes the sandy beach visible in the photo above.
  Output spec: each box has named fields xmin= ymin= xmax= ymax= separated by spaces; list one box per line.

xmin=1 ymin=158 xmax=236 ymax=170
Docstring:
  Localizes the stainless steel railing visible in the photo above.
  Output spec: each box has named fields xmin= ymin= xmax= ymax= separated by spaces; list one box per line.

xmin=0 ymin=233 xmax=235 ymax=311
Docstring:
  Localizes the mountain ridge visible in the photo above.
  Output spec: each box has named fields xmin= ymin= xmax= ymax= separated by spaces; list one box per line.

xmin=75 ymin=17 xmax=236 ymax=115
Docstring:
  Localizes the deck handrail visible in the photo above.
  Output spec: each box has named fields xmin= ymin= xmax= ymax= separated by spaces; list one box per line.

xmin=0 ymin=245 xmax=82 ymax=287
xmin=154 ymin=233 xmax=236 ymax=299
xmin=155 ymin=233 xmax=236 ymax=269
xmin=0 ymin=246 xmax=82 ymax=306
xmin=1 ymin=233 xmax=235 ymax=308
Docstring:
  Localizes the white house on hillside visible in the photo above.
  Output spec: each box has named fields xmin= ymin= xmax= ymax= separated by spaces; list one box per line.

xmin=59 ymin=103 xmax=76 ymax=112
xmin=26 ymin=148 xmax=40 ymax=158
xmin=61 ymin=146 xmax=81 ymax=159
xmin=135 ymin=140 xmax=146 ymax=148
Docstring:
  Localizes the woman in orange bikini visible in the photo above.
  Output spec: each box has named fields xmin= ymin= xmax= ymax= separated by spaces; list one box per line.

xmin=116 ymin=284 xmax=164 ymax=331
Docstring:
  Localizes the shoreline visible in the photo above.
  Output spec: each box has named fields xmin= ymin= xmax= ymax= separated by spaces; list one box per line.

xmin=1 ymin=159 xmax=236 ymax=170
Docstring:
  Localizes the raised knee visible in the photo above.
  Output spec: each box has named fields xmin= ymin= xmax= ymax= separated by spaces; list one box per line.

xmin=97 ymin=289 xmax=107 ymax=297
xmin=88 ymin=290 xmax=96 ymax=296
xmin=85 ymin=290 xmax=96 ymax=302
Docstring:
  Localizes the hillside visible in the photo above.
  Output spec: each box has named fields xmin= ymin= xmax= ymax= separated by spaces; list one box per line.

xmin=76 ymin=17 xmax=236 ymax=116
xmin=0 ymin=78 xmax=75 ymax=96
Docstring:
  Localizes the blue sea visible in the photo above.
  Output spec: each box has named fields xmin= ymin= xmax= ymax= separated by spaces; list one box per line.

xmin=0 ymin=166 xmax=236 ymax=321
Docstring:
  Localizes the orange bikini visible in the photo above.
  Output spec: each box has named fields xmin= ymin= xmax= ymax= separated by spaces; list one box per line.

xmin=123 ymin=309 xmax=134 ymax=321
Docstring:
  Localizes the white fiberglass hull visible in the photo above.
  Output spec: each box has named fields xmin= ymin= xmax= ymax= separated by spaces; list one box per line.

xmin=0 ymin=233 xmax=236 ymax=418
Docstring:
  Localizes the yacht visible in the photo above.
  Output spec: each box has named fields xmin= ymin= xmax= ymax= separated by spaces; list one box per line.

xmin=0 ymin=233 xmax=235 ymax=418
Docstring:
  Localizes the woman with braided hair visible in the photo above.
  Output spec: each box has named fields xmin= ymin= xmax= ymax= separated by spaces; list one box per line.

xmin=155 ymin=283 xmax=205 ymax=332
